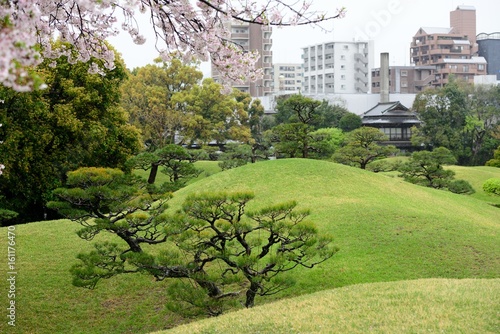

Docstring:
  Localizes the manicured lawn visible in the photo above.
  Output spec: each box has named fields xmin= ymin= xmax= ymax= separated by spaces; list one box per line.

xmin=159 ymin=278 xmax=500 ymax=334
xmin=1 ymin=159 xmax=498 ymax=333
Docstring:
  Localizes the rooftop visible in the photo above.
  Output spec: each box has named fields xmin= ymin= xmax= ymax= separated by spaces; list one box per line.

xmin=441 ymin=56 xmax=487 ymax=64
xmin=418 ymin=27 xmax=454 ymax=35
xmin=455 ymin=5 xmax=476 ymax=11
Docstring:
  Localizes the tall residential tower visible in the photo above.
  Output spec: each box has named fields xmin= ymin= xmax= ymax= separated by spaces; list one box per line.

xmin=211 ymin=22 xmax=273 ymax=97
xmin=301 ymin=40 xmax=373 ymax=94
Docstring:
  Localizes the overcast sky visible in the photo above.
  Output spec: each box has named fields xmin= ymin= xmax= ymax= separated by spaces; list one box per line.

xmin=109 ymin=0 xmax=499 ymax=75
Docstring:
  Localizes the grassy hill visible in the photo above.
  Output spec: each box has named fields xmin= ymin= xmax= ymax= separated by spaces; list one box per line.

xmin=1 ymin=159 xmax=499 ymax=333
xmin=158 ymin=278 xmax=500 ymax=334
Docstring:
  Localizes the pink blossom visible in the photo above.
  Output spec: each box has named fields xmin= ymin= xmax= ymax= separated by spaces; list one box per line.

xmin=0 ymin=0 xmax=345 ymax=92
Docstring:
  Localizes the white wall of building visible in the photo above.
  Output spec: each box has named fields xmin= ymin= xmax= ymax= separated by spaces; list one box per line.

xmin=302 ymin=40 xmax=374 ymax=95
xmin=259 ymin=93 xmax=417 ymax=116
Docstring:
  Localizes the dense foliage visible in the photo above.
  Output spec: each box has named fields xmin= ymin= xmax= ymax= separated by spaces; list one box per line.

xmin=398 ymin=147 xmax=474 ymax=194
xmin=0 ymin=46 xmax=141 ymax=223
xmin=412 ymin=80 xmax=500 ymax=165
xmin=120 ymin=57 xmax=203 ymax=150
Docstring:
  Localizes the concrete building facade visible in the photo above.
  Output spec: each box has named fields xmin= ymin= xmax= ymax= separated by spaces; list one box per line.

xmin=371 ymin=64 xmax=436 ymax=94
xmin=410 ymin=6 xmax=487 ymax=87
xmin=271 ymin=63 xmax=303 ymax=94
xmin=477 ymin=32 xmax=500 ymax=80
xmin=450 ymin=5 xmax=477 ymax=53
xmin=301 ymin=40 xmax=373 ymax=94
xmin=211 ymin=22 xmax=273 ymax=97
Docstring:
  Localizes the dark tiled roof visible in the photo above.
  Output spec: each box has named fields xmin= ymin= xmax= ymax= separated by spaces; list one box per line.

xmin=361 ymin=101 xmax=421 ymax=126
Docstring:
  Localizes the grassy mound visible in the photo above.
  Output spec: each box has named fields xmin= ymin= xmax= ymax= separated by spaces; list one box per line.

xmin=1 ymin=159 xmax=498 ymax=334
xmin=158 ymin=278 xmax=500 ymax=334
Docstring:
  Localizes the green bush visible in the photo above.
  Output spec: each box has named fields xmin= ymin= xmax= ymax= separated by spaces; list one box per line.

xmin=483 ymin=178 xmax=500 ymax=196
xmin=447 ymin=179 xmax=475 ymax=195
xmin=367 ymin=159 xmax=403 ymax=173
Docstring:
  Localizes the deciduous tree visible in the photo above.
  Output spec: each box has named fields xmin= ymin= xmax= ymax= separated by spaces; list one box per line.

xmin=0 ymin=45 xmax=141 ymax=223
xmin=120 ymin=57 xmax=203 ymax=150
xmin=173 ymin=79 xmax=252 ymax=145
xmin=1 ymin=1 xmax=345 ymax=91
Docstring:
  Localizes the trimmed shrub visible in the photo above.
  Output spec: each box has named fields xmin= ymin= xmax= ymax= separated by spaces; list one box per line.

xmin=483 ymin=178 xmax=500 ymax=196
xmin=447 ymin=180 xmax=475 ymax=195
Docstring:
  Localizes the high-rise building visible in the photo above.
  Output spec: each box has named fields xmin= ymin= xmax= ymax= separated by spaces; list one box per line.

xmin=211 ymin=22 xmax=273 ymax=97
xmin=301 ymin=40 xmax=373 ymax=94
xmin=271 ymin=63 xmax=303 ymax=94
xmin=477 ymin=32 xmax=500 ymax=80
xmin=450 ymin=5 xmax=477 ymax=53
xmin=410 ymin=6 xmax=487 ymax=87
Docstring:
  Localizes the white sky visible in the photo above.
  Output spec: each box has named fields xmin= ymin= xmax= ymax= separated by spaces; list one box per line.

xmin=109 ymin=0 xmax=500 ymax=76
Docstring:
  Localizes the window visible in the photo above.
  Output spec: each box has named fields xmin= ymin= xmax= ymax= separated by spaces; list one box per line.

xmin=478 ymin=64 xmax=485 ymax=70
xmin=463 ymin=65 xmax=469 ymax=72
xmin=340 ymin=55 xmax=346 ymax=60
xmin=401 ymin=70 xmax=408 ymax=77
xmin=341 ymin=65 xmax=345 ymax=70
xmin=343 ymin=45 xmax=349 ymax=50
xmin=341 ymin=75 xmax=346 ymax=80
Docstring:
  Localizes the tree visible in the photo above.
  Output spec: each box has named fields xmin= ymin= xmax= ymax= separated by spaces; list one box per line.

xmin=411 ymin=79 xmax=500 ymax=165
xmin=1 ymin=1 xmax=345 ymax=91
xmin=411 ymin=80 xmax=468 ymax=155
xmin=0 ymin=44 xmax=142 ymax=223
xmin=48 ymin=173 xmax=337 ymax=313
xmin=333 ymin=127 xmax=398 ymax=169
xmin=486 ymin=145 xmax=500 ymax=167
xmin=218 ymin=143 xmax=254 ymax=170
xmin=173 ymin=79 xmax=252 ymax=145
xmin=126 ymin=144 xmax=201 ymax=191
xmin=308 ymin=128 xmax=344 ymax=159
xmin=339 ymin=113 xmax=362 ymax=132
xmin=314 ymin=100 xmax=352 ymax=129
xmin=120 ymin=57 xmax=203 ymax=150
xmin=463 ymin=85 xmax=500 ymax=165
xmin=398 ymin=147 xmax=473 ymax=194
xmin=269 ymin=123 xmax=314 ymax=158
xmin=276 ymin=95 xmax=322 ymax=125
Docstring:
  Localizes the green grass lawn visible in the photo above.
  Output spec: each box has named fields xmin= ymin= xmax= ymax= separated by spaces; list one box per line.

xmin=1 ymin=159 xmax=499 ymax=334
xmin=159 ymin=278 xmax=500 ymax=334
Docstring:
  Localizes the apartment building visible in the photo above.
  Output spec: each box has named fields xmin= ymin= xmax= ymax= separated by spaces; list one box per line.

xmin=271 ymin=63 xmax=303 ymax=94
xmin=410 ymin=6 xmax=487 ymax=87
xmin=477 ymin=32 xmax=500 ymax=80
xmin=211 ymin=22 xmax=273 ymax=97
xmin=301 ymin=40 xmax=373 ymax=94
xmin=371 ymin=65 xmax=437 ymax=94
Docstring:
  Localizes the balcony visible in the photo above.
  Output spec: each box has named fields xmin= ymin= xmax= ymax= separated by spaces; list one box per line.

xmin=355 ymin=63 xmax=368 ymax=74
xmin=355 ymin=82 xmax=368 ymax=93
xmin=355 ymin=72 xmax=368 ymax=83
xmin=354 ymin=53 xmax=368 ymax=64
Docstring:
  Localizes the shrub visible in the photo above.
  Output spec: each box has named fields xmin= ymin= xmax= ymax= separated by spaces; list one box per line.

xmin=447 ymin=180 xmax=475 ymax=195
xmin=367 ymin=159 xmax=403 ymax=173
xmin=483 ymin=178 xmax=500 ymax=196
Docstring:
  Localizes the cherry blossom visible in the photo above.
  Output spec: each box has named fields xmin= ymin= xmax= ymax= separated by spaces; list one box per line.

xmin=0 ymin=0 xmax=345 ymax=91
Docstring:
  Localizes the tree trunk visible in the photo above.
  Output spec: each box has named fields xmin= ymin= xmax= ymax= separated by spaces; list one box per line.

xmin=148 ymin=163 xmax=159 ymax=184
xmin=245 ymin=281 xmax=259 ymax=308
